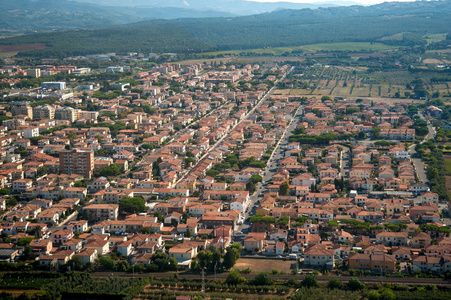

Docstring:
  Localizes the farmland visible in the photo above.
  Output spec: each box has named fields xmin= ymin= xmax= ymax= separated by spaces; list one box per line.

xmin=234 ymin=258 xmax=295 ymax=274
xmin=0 ymin=43 xmax=46 ymax=57
xmin=273 ymin=66 xmax=451 ymax=99
xmin=198 ymin=42 xmax=400 ymax=58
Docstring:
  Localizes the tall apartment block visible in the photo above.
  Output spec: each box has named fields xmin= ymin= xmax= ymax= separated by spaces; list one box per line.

xmin=11 ymin=104 xmax=33 ymax=119
xmin=33 ymin=105 xmax=55 ymax=120
xmin=59 ymin=148 xmax=94 ymax=178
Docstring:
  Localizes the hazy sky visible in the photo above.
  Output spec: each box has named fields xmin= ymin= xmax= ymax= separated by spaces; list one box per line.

xmin=247 ymin=0 xmax=417 ymax=5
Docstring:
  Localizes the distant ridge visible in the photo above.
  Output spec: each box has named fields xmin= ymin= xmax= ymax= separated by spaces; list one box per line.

xmin=1 ymin=0 xmax=450 ymax=58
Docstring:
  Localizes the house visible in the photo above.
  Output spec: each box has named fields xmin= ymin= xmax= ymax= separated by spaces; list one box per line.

xmin=39 ymin=250 xmax=74 ymax=266
xmin=304 ymin=245 xmax=335 ymax=269
xmin=30 ymin=239 xmax=53 ymax=257
xmin=66 ymin=220 xmax=88 ymax=233
xmin=37 ymin=210 xmax=60 ymax=224
xmin=117 ymin=241 xmax=134 ymax=256
xmin=83 ymin=204 xmax=119 ymax=221
xmin=412 ymin=255 xmax=451 ymax=274
xmin=336 ymin=230 xmax=354 ymax=243
xmin=84 ymin=239 xmax=110 ymax=255
xmin=269 ymin=229 xmax=288 ymax=241
xmin=411 ymin=232 xmax=432 ymax=249
xmin=87 ymin=177 xmax=110 ymax=193
xmin=375 ymin=232 xmax=408 ymax=246
xmin=164 ymin=212 xmax=183 ymax=225
xmin=348 ymin=253 xmax=396 ymax=273
xmin=75 ymin=248 xmax=98 ymax=266
xmin=62 ymin=239 xmax=83 ymax=253
xmin=243 ymin=232 xmax=266 ymax=252
xmin=51 ymin=230 xmax=74 ymax=245
xmin=168 ymin=244 xmax=197 ymax=268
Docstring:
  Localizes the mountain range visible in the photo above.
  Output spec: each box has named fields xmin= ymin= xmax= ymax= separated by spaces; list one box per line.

xmin=0 ymin=0 xmax=360 ymax=36
xmin=1 ymin=0 xmax=450 ymax=58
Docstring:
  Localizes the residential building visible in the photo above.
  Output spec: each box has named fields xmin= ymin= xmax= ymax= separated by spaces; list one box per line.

xmin=59 ymin=148 xmax=94 ymax=178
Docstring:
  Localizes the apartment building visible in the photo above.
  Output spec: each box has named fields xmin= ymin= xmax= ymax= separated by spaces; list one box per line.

xmin=83 ymin=204 xmax=119 ymax=221
xmin=59 ymin=148 xmax=94 ymax=178
xmin=55 ymin=106 xmax=78 ymax=123
xmin=33 ymin=105 xmax=55 ymax=120
xmin=11 ymin=104 xmax=33 ymax=119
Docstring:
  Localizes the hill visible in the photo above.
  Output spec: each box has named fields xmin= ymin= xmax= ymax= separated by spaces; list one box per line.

xmin=0 ymin=0 xmax=233 ymax=37
xmin=1 ymin=0 xmax=450 ymax=58
xmin=73 ymin=0 xmax=360 ymax=16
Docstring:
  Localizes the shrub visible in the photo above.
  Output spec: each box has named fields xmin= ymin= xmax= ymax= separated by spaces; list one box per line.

xmin=301 ymin=274 xmax=318 ymax=288
xmin=328 ymin=278 xmax=344 ymax=289
xmin=250 ymin=273 xmax=272 ymax=286
xmin=347 ymin=277 xmax=365 ymax=291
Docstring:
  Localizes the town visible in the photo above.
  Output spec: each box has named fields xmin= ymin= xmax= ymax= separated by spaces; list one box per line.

xmin=0 ymin=56 xmax=450 ymax=285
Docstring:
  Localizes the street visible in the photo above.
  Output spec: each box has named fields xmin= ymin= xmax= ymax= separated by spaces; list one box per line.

xmin=234 ymin=103 xmax=304 ymax=236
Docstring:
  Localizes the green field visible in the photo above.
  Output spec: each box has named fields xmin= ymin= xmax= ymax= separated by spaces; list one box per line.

xmin=200 ymin=42 xmax=400 ymax=57
xmin=424 ymin=33 xmax=448 ymax=45
xmin=272 ymin=66 xmax=451 ymax=99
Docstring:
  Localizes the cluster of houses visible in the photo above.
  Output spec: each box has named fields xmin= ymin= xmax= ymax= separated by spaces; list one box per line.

xmin=0 ymin=61 xmax=450 ymax=276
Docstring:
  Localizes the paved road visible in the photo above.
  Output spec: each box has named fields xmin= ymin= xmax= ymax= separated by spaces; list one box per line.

xmin=418 ymin=110 xmax=436 ymax=143
xmin=180 ymin=67 xmax=295 ymax=183
xmin=234 ymin=104 xmax=304 ymax=235
xmin=340 ymin=149 xmax=350 ymax=180
xmin=407 ymin=110 xmax=437 ymax=184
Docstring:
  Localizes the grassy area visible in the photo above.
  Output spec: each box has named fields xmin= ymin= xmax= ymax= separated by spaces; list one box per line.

xmin=199 ymin=42 xmax=399 ymax=57
xmin=299 ymin=42 xmax=398 ymax=53
xmin=424 ymin=33 xmax=448 ymax=45
xmin=381 ymin=32 xmax=405 ymax=41
xmin=444 ymin=156 xmax=451 ymax=175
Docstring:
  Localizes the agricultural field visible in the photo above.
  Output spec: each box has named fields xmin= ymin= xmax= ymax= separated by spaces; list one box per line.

xmin=234 ymin=258 xmax=295 ymax=274
xmin=199 ymin=42 xmax=400 ymax=57
xmin=274 ymin=66 xmax=451 ymax=99
xmin=0 ymin=43 xmax=46 ymax=57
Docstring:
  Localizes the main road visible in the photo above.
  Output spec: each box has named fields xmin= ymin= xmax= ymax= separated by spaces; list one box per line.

xmin=408 ymin=110 xmax=436 ymax=184
xmin=234 ymin=103 xmax=304 ymax=237
xmin=178 ymin=67 xmax=295 ymax=183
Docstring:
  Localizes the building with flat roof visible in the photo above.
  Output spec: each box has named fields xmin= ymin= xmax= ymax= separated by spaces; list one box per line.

xmin=59 ymin=148 xmax=94 ymax=178
xmin=41 ymin=82 xmax=66 ymax=90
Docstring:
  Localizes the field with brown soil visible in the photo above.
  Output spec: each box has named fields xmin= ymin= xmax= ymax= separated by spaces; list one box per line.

xmin=0 ymin=43 xmax=46 ymax=57
xmin=234 ymin=258 xmax=295 ymax=273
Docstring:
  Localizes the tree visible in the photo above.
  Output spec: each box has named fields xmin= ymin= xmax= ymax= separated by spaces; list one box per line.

xmin=249 ymin=174 xmax=263 ymax=184
xmin=67 ymin=132 xmax=78 ymax=142
xmin=223 ymin=243 xmax=241 ymax=269
xmin=152 ymin=252 xmax=168 ymax=271
xmin=347 ymin=277 xmax=365 ymax=290
xmin=328 ymin=278 xmax=343 ymax=289
xmin=141 ymin=144 xmax=153 ymax=150
xmin=0 ymin=188 xmax=10 ymax=195
xmin=279 ymin=181 xmax=290 ymax=196
xmin=119 ymin=196 xmax=146 ymax=214
xmin=226 ymin=270 xmax=246 ymax=285
xmin=301 ymin=274 xmax=318 ymax=288
xmin=250 ymin=272 xmax=272 ymax=286
xmin=68 ymin=255 xmax=83 ymax=271
xmin=169 ymin=257 xmax=178 ymax=271
xmin=98 ymin=164 xmax=121 ymax=177
xmin=206 ymin=169 xmax=220 ymax=177
xmin=96 ymin=255 xmax=116 ymax=270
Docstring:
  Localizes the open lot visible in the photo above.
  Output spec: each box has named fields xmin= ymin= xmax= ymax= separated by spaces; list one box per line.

xmin=234 ymin=258 xmax=295 ymax=273
xmin=0 ymin=43 xmax=46 ymax=57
